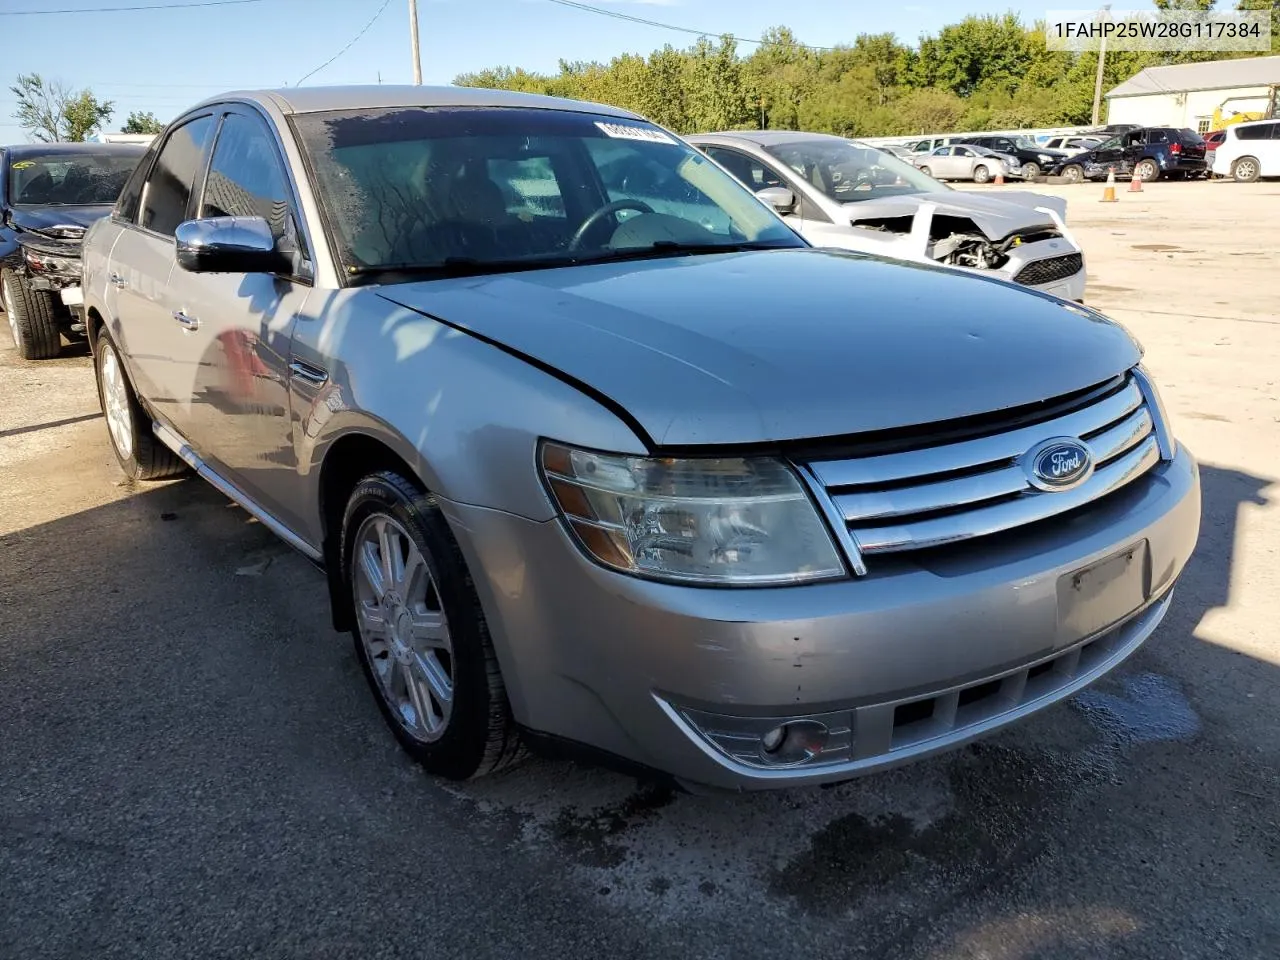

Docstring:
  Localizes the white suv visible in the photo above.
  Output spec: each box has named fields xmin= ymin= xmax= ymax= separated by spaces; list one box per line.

xmin=1211 ymin=119 xmax=1280 ymax=182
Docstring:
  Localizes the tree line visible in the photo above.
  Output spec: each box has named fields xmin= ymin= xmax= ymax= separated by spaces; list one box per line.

xmin=9 ymin=73 xmax=164 ymax=142
xmin=457 ymin=6 xmax=1280 ymax=137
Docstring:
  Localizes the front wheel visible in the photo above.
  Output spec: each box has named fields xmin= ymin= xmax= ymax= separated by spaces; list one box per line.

xmin=1021 ymin=162 xmax=1040 ymax=180
xmin=972 ymin=165 xmax=991 ymax=184
xmin=1232 ymin=156 xmax=1261 ymax=183
xmin=2 ymin=267 xmax=61 ymax=360
xmin=342 ymin=472 xmax=523 ymax=780
xmin=1135 ymin=159 xmax=1159 ymax=182
xmin=1062 ymin=164 xmax=1084 ymax=184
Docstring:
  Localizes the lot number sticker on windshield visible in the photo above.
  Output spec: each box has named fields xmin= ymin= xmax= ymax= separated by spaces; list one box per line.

xmin=595 ymin=122 xmax=677 ymax=145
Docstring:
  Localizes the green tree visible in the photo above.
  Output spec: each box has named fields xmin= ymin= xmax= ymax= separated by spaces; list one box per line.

xmin=122 ymin=110 xmax=165 ymax=135
xmin=10 ymin=73 xmax=114 ymax=142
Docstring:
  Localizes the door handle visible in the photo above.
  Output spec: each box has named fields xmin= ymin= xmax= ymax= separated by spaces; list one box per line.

xmin=288 ymin=359 xmax=328 ymax=386
xmin=109 ymin=272 xmax=127 ymax=289
xmin=173 ymin=310 xmax=199 ymax=331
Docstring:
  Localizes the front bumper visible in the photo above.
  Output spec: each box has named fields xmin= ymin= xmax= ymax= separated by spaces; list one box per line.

xmin=445 ymin=445 xmax=1199 ymax=790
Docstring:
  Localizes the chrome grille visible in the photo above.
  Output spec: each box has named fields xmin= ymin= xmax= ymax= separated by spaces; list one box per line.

xmin=803 ymin=371 xmax=1168 ymax=569
xmin=1013 ymin=253 xmax=1083 ymax=286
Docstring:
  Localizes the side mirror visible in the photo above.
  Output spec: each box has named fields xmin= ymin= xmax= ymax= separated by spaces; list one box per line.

xmin=755 ymin=186 xmax=796 ymax=216
xmin=174 ymin=216 xmax=290 ymax=274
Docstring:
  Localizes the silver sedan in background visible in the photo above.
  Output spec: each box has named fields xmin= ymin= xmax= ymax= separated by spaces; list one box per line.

xmin=912 ymin=143 xmax=1021 ymax=182
xmin=81 ymin=87 xmax=1198 ymax=791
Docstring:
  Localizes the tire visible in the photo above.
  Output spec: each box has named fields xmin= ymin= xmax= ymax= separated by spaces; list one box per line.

xmin=342 ymin=471 xmax=523 ymax=780
xmin=95 ymin=333 xmax=186 ymax=481
xmin=1135 ymin=159 xmax=1159 ymax=182
xmin=918 ymin=165 xmax=932 ymax=178
xmin=1232 ymin=156 xmax=1261 ymax=183
xmin=2 ymin=267 xmax=61 ymax=360
xmin=1062 ymin=165 xmax=1084 ymax=184
xmin=973 ymin=165 xmax=991 ymax=184
xmin=1021 ymin=162 xmax=1040 ymax=180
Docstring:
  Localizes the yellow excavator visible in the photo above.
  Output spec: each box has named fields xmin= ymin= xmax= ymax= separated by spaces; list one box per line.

xmin=1209 ymin=86 xmax=1278 ymax=132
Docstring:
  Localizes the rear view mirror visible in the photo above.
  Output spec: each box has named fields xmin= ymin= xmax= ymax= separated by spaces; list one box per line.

xmin=755 ymin=186 xmax=797 ymax=215
xmin=174 ymin=216 xmax=290 ymax=274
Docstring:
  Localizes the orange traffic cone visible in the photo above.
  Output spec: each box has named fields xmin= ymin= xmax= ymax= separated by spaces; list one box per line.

xmin=994 ymin=169 xmax=1005 ymax=185
xmin=1129 ymin=173 xmax=1144 ymax=192
xmin=1100 ymin=169 xmax=1118 ymax=202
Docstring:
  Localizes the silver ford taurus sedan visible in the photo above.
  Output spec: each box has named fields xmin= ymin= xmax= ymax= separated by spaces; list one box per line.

xmin=81 ymin=86 xmax=1200 ymax=791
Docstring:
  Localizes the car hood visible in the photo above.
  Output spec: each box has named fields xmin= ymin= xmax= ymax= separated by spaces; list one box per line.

xmin=378 ymin=248 xmax=1138 ymax=448
xmin=843 ymin=191 xmax=1068 ymax=238
xmin=8 ymin=204 xmax=111 ymax=238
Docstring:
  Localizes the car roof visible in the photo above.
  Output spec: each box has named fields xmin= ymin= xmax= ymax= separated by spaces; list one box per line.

xmin=1232 ymin=118 xmax=1279 ymax=128
xmin=687 ymin=130 xmax=851 ymax=147
xmin=186 ymin=84 xmax=642 ymax=120
xmin=3 ymin=142 xmax=147 ymax=158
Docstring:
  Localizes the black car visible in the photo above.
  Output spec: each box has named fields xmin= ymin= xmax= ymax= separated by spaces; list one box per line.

xmin=1050 ymin=127 xmax=1208 ymax=184
xmin=1 ymin=142 xmax=146 ymax=359
xmin=951 ymin=135 xmax=1070 ymax=180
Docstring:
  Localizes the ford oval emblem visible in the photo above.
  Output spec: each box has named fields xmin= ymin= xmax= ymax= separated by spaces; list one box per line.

xmin=1025 ymin=437 xmax=1093 ymax=492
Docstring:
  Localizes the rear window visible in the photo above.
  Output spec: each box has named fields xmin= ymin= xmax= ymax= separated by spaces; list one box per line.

xmin=1176 ymin=129 xmax=1205 ymax=145
xmin=1235 ymin=122 xmax=1278 ymax=141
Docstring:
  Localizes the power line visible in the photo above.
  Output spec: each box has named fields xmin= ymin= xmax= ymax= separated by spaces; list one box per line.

xmin=543 ymin=0 xmax=837 ymax=52
xmin=296 ymin=0 xmax=395 ymax=86
xmin=0 ymin=0 xmax=263 ymax=14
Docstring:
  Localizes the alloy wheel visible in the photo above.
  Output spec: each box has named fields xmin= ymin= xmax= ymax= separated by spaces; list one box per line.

xmin=100 ymin=343 xmax=134 ymax=459
xmin=352 ymin=514 xmax=455 ymax=743
xmin=1235 ymin=159 xmax=1258 ymax=182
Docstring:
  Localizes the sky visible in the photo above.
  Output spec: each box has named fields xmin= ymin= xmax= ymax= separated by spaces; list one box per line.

xmin=0 ymin=0 xmax=1033 ymax=143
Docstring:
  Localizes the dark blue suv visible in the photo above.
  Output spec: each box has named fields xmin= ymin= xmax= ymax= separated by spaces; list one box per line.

xmin=1050 ymin=127 xmax=1208 ymax=184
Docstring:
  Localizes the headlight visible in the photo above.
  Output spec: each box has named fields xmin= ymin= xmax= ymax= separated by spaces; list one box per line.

xmin=539 ymin=442 xmax=846 ymax=585
xmin=1038 ymin=154 xmax=1054 ymax=163
xmin=23 ymin=248 xmax=80 ymax=275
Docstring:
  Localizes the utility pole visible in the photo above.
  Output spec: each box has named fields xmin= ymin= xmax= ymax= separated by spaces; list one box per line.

xmin=409 ymin=0 xmax=423 ymax=85
xmin=1090 ymin=3 xmax=1112 ymax=126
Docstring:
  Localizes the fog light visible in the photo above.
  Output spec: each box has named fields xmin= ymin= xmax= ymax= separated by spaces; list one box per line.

xmin=760 ymin=720 xmax=829 ymax=765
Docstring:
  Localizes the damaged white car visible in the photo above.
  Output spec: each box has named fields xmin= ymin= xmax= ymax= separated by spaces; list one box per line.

xmin=688 ymin=130 xmax=1086 ymax=302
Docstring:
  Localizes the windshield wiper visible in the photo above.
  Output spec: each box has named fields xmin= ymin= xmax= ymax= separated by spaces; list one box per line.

xmin=348 ymin=241 xmax=794 ymax=285
xmin=347 ymin=255 xmax=580 ymax=284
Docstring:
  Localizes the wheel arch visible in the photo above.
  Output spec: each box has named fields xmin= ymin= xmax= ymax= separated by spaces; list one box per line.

xmin=317 ymin=430 xmax=423 ymax=631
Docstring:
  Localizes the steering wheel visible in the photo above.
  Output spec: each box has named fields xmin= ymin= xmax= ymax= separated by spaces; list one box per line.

xmin=567 ymin=199 xmax=654 ymax=251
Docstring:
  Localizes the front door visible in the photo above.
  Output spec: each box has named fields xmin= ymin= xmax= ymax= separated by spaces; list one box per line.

xmin=109 ymin=113 xmax=216 ymax=432
xmin=170 ymin=107 xmax=313 ymax=532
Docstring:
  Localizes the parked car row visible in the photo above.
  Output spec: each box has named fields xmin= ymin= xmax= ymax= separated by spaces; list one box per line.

xmin=5 ymin=87 xmax=1202 ymax=794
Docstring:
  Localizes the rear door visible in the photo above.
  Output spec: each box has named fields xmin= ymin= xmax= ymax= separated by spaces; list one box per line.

xmin=169 ymin=106 xmax=314 ymax=530
xmin=106 ymin=113 xmax=216 ymax=427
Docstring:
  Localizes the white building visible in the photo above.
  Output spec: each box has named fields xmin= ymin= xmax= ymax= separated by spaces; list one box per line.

xmin=1105 ymin=56 xmax=1280 ymax=134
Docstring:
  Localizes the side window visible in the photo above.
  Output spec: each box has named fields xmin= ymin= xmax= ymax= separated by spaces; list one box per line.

xmin=1236 ymin=123 xmax=1272 ymax=141
xmin=703 ymin=147 xmax=784 ymax=192
xmin=200 ymin=112 xmax=294 ymax=244
xmin=1147 ymin=129 xmax=1170 ymax=144
xmin=114 ymin=142 xmax=158 ymax=224
xmin=955 ymin=147 xmax=972 ymax=157
xmin=140 ymin=115 xmax=214 ymax=236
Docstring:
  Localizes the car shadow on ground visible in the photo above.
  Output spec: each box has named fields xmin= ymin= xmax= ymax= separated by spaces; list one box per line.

xmin=0 ymin=460 xmax=1276 ymax=959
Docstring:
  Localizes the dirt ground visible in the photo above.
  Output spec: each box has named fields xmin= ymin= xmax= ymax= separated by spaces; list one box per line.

xmin=2 ymin=178 xmax=1277 ymax=959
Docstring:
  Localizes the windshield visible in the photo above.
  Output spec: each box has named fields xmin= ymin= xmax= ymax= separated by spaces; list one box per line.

xmin=292 ymin=107 xmax=802 ymax=276
xmin=760 ymin=139 xmax=945 ymax=203
xmin=1012 ymin=137 xmax=1041 ymax=150
xmin=7 ymin=151 xmax=141 ymax=206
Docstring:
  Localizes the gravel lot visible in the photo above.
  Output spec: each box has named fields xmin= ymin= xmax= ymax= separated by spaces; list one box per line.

xmin=2 ymin=179 xmax=1277 ymax=959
